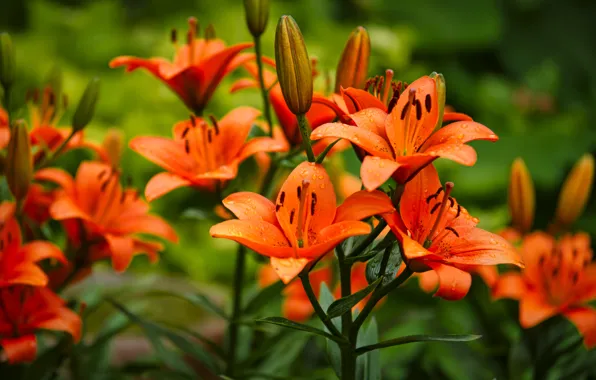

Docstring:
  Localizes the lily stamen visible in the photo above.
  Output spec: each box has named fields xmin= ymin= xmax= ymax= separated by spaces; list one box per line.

xmin=425 ymin=181 xmax=455 ymax=246
xmin=295 ymin=180 xmax=311 ymax=248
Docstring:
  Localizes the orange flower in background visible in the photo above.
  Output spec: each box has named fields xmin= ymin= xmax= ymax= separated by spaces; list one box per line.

xmin=493 ymin=232 xmax=596 ymax=348
xmin=210 ymin=161 xmax=395 ymax=282
xmin=0 ymin=286 xmax=81 ymax=363
xmin=311 ymin=75 xmax=498 ymax=189
xmin=130 ymin=107 xmax=286 ymax=201
xmin=110 ymin=17 xmax=253 ymax=115
xmin=384 ymin=165 xmax=523 ymax=300
xmin=22 ymin=184 xmax=55 ymax=225
xmin=231 ymin=59 xmax=341 ymax=154
xmin=0 ymin=89 xmax=107 ymax=162
xmin=0 ymin=202 xmax=66 ymax=287
xmin=35 ymin=161 xmax=178 ymax=272
xmin=417 ymin=265 xmax=499 ymax=295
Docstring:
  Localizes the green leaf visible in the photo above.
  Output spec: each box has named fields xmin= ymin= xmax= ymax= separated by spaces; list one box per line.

xmin=318 ymin=283 xmax=341 ymax=378
xmin=365 ymin=241 xmax=402 ymax=285
xmin=315 ymin=138 xmax=342 ymax=163
xmin=355 ymin=334 xmax=482 ymax=355
xmin=344 ymin=248 xmax=379 ymax=264
xmin=257 ymin=317 xmax=343 ymax=343
xmin=109 ymin=300 xmax=216 ymax=376
xmin=356 ymin=318 xmax=381 ymax=380
xmin=244 ymin=280 xmax=285 ymax=315
xmin=147 ymin=290 xmax=228 ymax=319
xmin=254 ymin=331 xmax=311 ymax=377
xmin=326 ymin=278 xmax=381 ymax=319
xmin=25 ymin=336 xmax=72 ymax=380
xmin=508 ymin=339 xmax=533 ymax=380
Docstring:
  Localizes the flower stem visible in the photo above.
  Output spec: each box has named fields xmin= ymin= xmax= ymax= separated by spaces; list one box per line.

xmin=254 ymin=36 xmax=275 ymax=137
xmin=299 ymin=271 xmax=342 ymax=337
xmin=348 ymin=220 xmax=387 ymax=258
xmin=36 ymin=130 xmax=77 ymax=170
xmin=226 ymin=244 xmax=246 ymax=377
xmin=336 ymin=245 xmax=357 ymax=380
xmin=296 ymin=113 xmax=315 ymax=162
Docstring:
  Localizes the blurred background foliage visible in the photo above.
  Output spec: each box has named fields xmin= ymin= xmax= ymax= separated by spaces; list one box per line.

xmin=1 ymin=0 xmax=595 ymax=378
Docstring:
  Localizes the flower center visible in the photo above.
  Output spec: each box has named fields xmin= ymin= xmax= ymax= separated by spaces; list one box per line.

xmin=423 ymin=182 xmax=460 ymax=248
xmin=363 ymin=69 xmax=408 ymax=113
xmin=26 ymin=87 xmax=67 ymax=128
xmin=181 ymin=115 xmax=221 ymax=174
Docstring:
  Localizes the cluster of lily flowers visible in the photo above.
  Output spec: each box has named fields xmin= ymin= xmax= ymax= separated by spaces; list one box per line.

xmin=0 ymin=5 xmax=594 ymax=369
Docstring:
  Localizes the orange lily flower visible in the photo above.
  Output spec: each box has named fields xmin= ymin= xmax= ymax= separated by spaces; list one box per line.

xmin=0 ymin=286 xmax=81 ymax=363
xmin=311 ymin=75 xmax=498 ymax=189
xmin=35 ymin=161 xmax=178 ymax=272
xmin=0 ymin=202 xmax=66 ymax=287
xmin=22 ymin=184 xmax=55 ymax=225
xmin=110 ymin=17 xmax=253 ymax=115
xmin=0 ymin=89 xmax=107 ymax=163
xmin=493 ymin=232 xmax=596 ymax=348
xmin=210 ymin=161 xmax=395 ymax=282
xmin=231 ymin=59 xmax=341 ymax=155
xmin=384 ymin=165 xmax=523 ymax=300
xmin=130 ymin=107 xmax=287 ymax=201
xmin=417 ymin=265 xmax=499 ymax=295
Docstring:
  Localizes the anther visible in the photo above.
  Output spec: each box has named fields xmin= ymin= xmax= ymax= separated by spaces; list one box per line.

xmin=425 ymin=94 xmax=432 ymax=112
xmin=190 ymin=115 xmax=196 ymax=127
xmin=181 ymin=127 xmax=190 ymax=139
xmin=280 ymin=191 xmax=286 ymax=205
xmin=297 ymin=186 xmax=301 ymax=199
xmin=209 ymin=115 xmax=220 ymax=135
xmin=445 ymin=226 xmax=459 ymax=237
xmin=207 ymin=129 xmax=213 ymax=143
xmin=430 ymin=202 xmax=441 ymax=214
xmin=311 ymin=192 xmax=317 ymax=216
xmin=120 ymin=191 xmax=127 ymax=204
xmin=97 ymin=169 xmax=108 ymax=180
xmin=456 ymin=204 xmax=462 ymax=218
xmin=100 ymin=178 xmax=110 ymax=192
xmin=375 ymin=76 xmax=384 ymax=97
xmin=426 ymin=186 xmax=443 ymax=204
xmin=184 ymin=139 xmax=190 ymax=154
xmin=387 ymin=95 xmax=399 ymax=114
xmin=170 ymin=29 xmax=177 ymax=44
xmin=448 ymin=197 xmax=455 ymax=208
xmin=572 ymin=272 xmax=579 ymax=284
xmin=275 ymin=204 xmax=281 ymax=212
xmin=415 ymin=99 xmax=422 ymax=120
xmin=538 ymin=255 xmax=545 ymax=266
xmin=289 ymin=209 xmax=295 ymax=224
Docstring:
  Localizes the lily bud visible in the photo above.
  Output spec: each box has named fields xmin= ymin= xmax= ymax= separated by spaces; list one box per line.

xmin=555 ymin=154 xmax=594 ymax=227
xmin=275 ymin=15 xmax=313 ymax=115
xmin=102 ymin=129 xmax=125 ymax=168
xmin=508 ymin=158 xmax=534 ymax=234
xmin=72 ymin=77 xmax=100 ymax=133
xmin=244 ymin=0 xmax=270 ymax=37
xmin=335 ymin=26 xmax=370 ymax=92
xmin=430 ymin=72 xmax=446 ymax=130
xmin=6 ymin=119 xmax=32 ymax=203
xmin=0 ymin=33 xmax=15 ymax=89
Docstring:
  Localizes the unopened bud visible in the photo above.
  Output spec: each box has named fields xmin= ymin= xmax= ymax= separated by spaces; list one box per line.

xmin=72 ymin=77 xmax=100 ymax=132
xmin=275 ymin=15 xmax=313 ymax=115
xmin=335 ymin=26 xmax=370 ymax=92
xmin=102 ymin=128 xmax=125 ymax=168
xmin=244 ymin=0 xmax=269 ymax=37
xmin=0 ymin=33 xmax=15 ymax=89
xmin=6 ymin=120 xmax=32 ymax=203
xmin=430 ymin=72 xmax=445 ymax=129
xmin=555 ymin=154 xmax=594 ymax=227
xmin=508 ymin=158 xmax=534 ymax=234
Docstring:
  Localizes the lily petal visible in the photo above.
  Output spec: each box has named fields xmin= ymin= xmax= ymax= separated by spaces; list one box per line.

xmin=347 ymin=108 xmax=388 ymax=139
xmin=236 ymin=137 xmax=287 ymax=163
xmin=312 ymin=220 xmax=372 ymax=258
xmin=20 ymin=242 xmax=67 ymax=265
xmin=105 ymin=234 xmax=136 ymax=272
xmin=112 ymin=215 xmax=178 ymax=242
xmin=392 ymin=154 xmax=438 ymax=184
xmin=519 ymin=291 xmax=559 ymax=328
xmin=564 ymin=306 xmax=596 ymax=349
xmin=311 ymin=123 xmax=393 ymax=159
xmin=442 ymin=112 xmax=473 ymax=122
xmin=423 ymin=143 xmax=477 ymax=166
xmin=35 ymin=307 xmax=82 ymax=342
xmin=1 ymin=335 xmax=37 ymax=364
xmin=210 ymin=219 xmax=293 ymax=258
xmin=421 ymin=121 xmax=498 ymax=152
xmin=360 ymin=156 xmax=400 ymax=191
xmin=129 ymin=137 xmax=197 ymax=176
xmin=271 ymin=257 xmax=310 ymax=284
xmin=492 ymin=273 xmax=527 ymax=300
xmin=334 ymin=190 xmax=394 ymax=223
xmin=145 ymin=172 xmax=193 ymax=202
xmin=50 ymin=197 xmax=92 ymax=222
xmin=222 ymin=192 xmax=278 ymax=225
xmin=425 ymin=262 xmax=472 ymax=301
xmin=217 ymin=106 xmax=261 ymax=161
xmin=34 ymin=168 xmax=75 ymax=197
xmin=341 ymin=88 xmax=386 ymax=113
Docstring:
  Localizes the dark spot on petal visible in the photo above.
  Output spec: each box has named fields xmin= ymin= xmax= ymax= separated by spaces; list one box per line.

xmin=448 ymin=197 xmax=454 ymax=208
xmin=290 ymin=209 xmax=295 ymax=224
xmin=297 ymin=186 xmax=301 ymax=199
xmin=208 ymin=129 xmax=213 ymax=143
xmin=425 ymin=94 xmax=432 ymax=113
xmin=311 ymin=192 xmax=317 ymax=216
xmin=400 ymin=103 xmax=408 ymax=120
xmin=456 ymin=204 xmax=462 ymax=218
xmin=185 ymin=139 xmax=190 ymax=154
xmin=181 ymin=127 xmax=190 ymax=138
xmin=430 ymin=202 xmax=441 ymax=215
xmin=275 ymin=204 xmax=281 ymax=212
xmin=415 ymin=99 xmax=422 ymax=120
xmin=572 ymin=272 xmax=579 ymax=284
xmin=97 ymin=169 xmax=107 ymax=180
xmin=280 ymin=191 xmax=286 ymax=205
xmin=445 ymin=226 xmax=459 ymax=238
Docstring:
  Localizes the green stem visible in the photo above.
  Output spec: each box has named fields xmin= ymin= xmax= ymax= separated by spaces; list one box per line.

xmin=296 ymin=113 xmax=315 ymax=162
xmin=254 ymin=36 xmax=275 ymax=136
xmin=336 ymin=245 xmax=357 ymax=380
xmin=36 ymin=130 xmax=77 ymax=169
xmin=348 ymin=220 xmax=387 ymax=258
xmin=350 ymin=267 xmax=413 ymax=342
xmin=299 ymin=271 xmax=343 ymax=338
xmin=226 ymin=245 xmax=246 ymax=377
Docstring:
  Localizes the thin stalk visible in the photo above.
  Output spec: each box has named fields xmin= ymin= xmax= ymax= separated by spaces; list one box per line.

xmin=226 ymin=245 xmax=247 ymax=376
xmin=254 ymin=36 xmax=275 ymax=136
xmin=299 ymin=271 xmax=343 ymax=338
xmin=337 ymin=245 xmax=357 ymax=380
xmin=36 ymin=129 xmax=76 ymax=169
xmin=348 ymin=220 xmax=387 ymax=258
xmin=350 ymin=267 xmax=413 ymax=342
xmin=296 ymin=113 xmax=315 ymax=162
